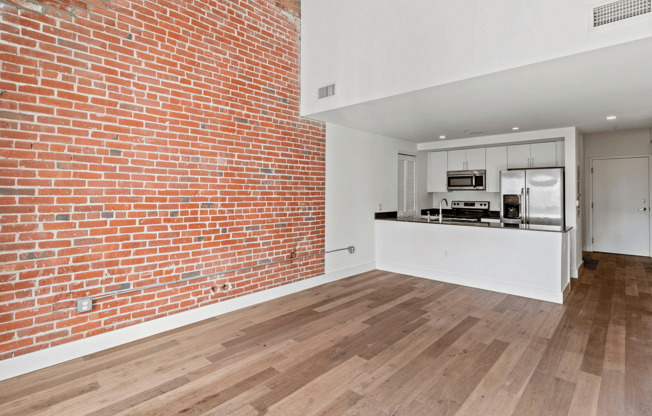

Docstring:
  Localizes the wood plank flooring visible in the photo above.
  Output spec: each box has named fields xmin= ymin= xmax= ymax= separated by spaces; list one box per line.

xmin=1 ymin=252 xmax=651 ymax=415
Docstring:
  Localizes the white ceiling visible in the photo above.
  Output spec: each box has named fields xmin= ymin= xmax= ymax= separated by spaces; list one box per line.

xmin=304 ymin=37 xmax=652 ymax=143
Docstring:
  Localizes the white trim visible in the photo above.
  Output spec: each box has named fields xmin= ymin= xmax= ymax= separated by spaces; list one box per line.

xmin=326 ymin=261 xmax=376 ymax=281
xmin=589 ymin=155 xmax=651 ymax=256
xmin=0 ymin=270 xmax=356 ymax=381
xmin=375 ymin=261 xmax=564 ymax=304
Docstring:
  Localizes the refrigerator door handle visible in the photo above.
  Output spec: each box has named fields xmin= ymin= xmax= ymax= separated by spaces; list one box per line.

xmin=526 ymin=188 xmax=530 ymax=224
xmin=518 ymin=188 xmax=527 ymax=224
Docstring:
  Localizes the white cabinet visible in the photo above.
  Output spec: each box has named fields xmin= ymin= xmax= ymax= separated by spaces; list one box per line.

xmin=466 ymin=148 xmax=486 ymax=170
xmin=429 ymin=142 xmax=564 ymax=193
xmin=427 ymin=151 xmax=447 ymax=192
xmin=447 ymin=150 xmax=466 ymax=171
xmin=507 ymin=142 xmax=562 ymax=169
xmin=556 ymin=141 xmax=565 ymax=167
xmin=507 ymin=144 xmax=532 ymax=169
xmin=447 ymin=148 xmax=485 ymax=171
xmin=530 ymin=142 xmax=556 ymax=168
xmin=485 ymin=146 xmax=507 ymax=193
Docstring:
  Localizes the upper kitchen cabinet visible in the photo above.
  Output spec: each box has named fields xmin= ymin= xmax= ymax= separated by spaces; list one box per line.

xmin=530 ymin=142 xmax=557 ymax=167
xmin=507 ymin=142 xmax=562 ymax=169
xmin=447 ymin=148 xmax=485 ymax=171
xmin=507 ymin=144 xmax=531 ymax=169
xmin=485 ymin=146 xmax=507 ymax=193
xmin=556 ymin=141 xmax=565 ymax=166
xmin=427 ymin=151 xmax=447 ymax=192
xmin=447 ymin=150 xmax=466 ymax=171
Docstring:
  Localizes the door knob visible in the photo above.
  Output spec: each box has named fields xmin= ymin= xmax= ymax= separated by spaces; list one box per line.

xmin=638 ymin=207 xmax=647 ymax=211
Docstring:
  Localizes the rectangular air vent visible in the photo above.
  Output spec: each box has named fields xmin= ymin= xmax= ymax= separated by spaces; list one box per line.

xmin=318 ymin=84 xmax=335 ymax=100
xmin=593 ymin=0 xmax=651 ymax=27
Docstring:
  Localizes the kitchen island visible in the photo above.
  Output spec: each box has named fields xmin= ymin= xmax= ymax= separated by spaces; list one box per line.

xmin=375 ymin=215 xmax=571 ymax=304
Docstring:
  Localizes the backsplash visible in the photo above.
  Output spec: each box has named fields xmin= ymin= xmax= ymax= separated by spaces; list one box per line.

xmin=429 ymin=192 xmax=501 ymax=212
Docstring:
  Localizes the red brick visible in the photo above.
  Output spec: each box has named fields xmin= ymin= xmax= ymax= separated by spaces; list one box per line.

xmin=0 ymin=0 xmax=324 ymax=361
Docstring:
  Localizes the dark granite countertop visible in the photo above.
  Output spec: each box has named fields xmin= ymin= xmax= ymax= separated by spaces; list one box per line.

xmin=374 ymin=211 xmax=572 ymax=233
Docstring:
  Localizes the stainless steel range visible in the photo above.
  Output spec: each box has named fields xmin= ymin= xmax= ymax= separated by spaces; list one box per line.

xmin=445 ymin=201 xmax=490 ymax=222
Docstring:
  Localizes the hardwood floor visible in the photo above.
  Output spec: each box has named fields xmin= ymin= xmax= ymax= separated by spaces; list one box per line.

xmin=1 ymin=252 xmax=651 ymax=415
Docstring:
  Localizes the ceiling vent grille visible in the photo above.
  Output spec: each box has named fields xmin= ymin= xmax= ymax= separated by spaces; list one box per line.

xmin=318 ymin=84 xmax=335 ymax=100
xmin=593 ymin=0 xmax=651 ymax=27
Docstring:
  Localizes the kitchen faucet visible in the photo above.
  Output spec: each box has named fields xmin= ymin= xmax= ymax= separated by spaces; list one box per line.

xmin=439 ymin=198 xmax=448 ymax=223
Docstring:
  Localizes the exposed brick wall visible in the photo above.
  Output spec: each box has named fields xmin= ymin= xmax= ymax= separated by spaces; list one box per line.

xmin=0 ymin=0 xmax=325 ymax=360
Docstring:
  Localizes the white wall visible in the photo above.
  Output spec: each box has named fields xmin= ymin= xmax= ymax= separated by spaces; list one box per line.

xmin=302 ymin=0 xmax=652 ymax=115
xmin=582 ymin=128 xmax=652 ymax=251
xmin=325 ymin=124 xmax=417 ymax=277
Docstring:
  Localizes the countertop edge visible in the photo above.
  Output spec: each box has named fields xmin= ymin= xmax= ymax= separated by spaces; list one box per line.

xmin=375 ymin=217 xmax=573 ymax=233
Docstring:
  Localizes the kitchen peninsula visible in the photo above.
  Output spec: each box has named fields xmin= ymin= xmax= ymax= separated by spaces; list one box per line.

xmin=375 ymin=215 xmax=572 ymax=304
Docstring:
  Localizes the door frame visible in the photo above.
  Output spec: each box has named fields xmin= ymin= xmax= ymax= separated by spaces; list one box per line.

xmin=588 ymin=155 xmax=651 ymax=256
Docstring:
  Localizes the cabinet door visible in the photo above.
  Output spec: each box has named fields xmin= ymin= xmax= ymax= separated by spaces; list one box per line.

xmin=485 ymin=146 xmax=507 ymax=193
xmin=556 ymin=141 xmax=565 ymax=167
xmin=465 ymin=148 xmax=486 ymax=170
xmin=530 ymin=142 xmax=556 ymax=168
xmin=447 ymin=150 xmax=466 ymax=171
xmin=507 ymin=144 xmax=531 ymax=169
xmin=427 ymin=151 xmax=448 ymax=192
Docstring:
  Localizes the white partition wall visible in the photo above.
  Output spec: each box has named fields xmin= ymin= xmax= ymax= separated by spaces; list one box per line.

xmin=325 ymin=124 xmax=417 ymax=278
xmin=376 ymin=221 xmax=570 ymax=303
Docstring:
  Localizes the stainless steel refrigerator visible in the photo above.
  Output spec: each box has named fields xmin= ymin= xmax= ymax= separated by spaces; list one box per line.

xmin=500 ymin=168 xmax=565 ymax=226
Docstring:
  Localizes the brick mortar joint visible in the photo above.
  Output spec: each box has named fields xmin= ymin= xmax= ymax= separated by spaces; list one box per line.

xmin=0 ymin=0 xmax=109 ymax=16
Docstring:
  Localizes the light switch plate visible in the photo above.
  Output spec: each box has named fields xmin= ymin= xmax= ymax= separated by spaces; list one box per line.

xmin=76 ymin=297 xmax=93 ymax=313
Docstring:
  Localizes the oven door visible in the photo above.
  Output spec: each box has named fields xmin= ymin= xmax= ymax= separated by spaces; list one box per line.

xmin=447 ymin=170 xmax=486 ymax=190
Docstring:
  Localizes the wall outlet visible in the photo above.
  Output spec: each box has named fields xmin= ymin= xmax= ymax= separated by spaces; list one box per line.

xmin=76 ymin=297 xmax=93 ymax=313
xmin=378 ymin=203 xmax=382 ymax=211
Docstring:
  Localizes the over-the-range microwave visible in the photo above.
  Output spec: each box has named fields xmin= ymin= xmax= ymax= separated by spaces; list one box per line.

xmin=447 ymin=169 xmax=486 ymax=191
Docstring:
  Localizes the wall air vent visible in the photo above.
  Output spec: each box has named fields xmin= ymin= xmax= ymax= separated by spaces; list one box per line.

xmin=318 ymin=84 xmax=335 ymax=100
xmin=592 ymin=0 xmax=651 ymax=27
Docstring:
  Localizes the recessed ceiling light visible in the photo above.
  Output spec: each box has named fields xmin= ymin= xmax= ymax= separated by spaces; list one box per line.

xmin=512 ymin=127 xmax=520 ymax=131
xmin=439 ymin=135 xmax=446 ymax=139
xmin=606 ymin=115 xmax=617 ymax=120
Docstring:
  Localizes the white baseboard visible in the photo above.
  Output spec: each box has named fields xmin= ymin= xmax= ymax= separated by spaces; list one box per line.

xmin=0 ymin=268 xmax=365 ymax=381
xmin=376 ymin=261 xmax=564 ymax=305
xmin=573 ymin=260 xmax=584 ymax=278
xmin=325 ymin=261 xmax=375 ymax=281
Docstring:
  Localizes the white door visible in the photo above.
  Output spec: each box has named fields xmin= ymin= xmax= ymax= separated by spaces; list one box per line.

xmin=592 ymin=157 xmax=650 ymax=256
xmin=530 ymin=142 xmax=557 ymax=168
